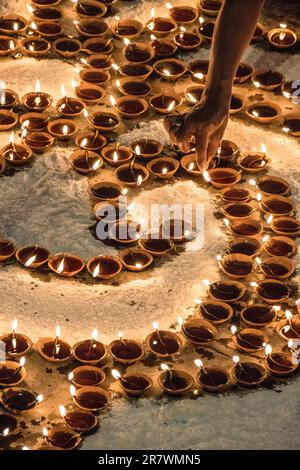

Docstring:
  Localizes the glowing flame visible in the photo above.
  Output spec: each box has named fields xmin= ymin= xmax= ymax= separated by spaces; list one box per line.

xmin=194 ymin=359 xmax=203 ymax=368
xmin=57 ymin=257 xmax=65 ymax=274
xmin=161 ymin=167 xmax=168 ymax=175
xmin=166 ymin=2 xmax=173 ymax=9
xmin=91 ymin=328 xmax=98 ymax=341
xmin=177 ymin=316 xmax=184 ymax=327
xmin=19 ymin=356 xmax=26 ymax=367
xmin=13 ymin=23 xmax=19 ymax=32
xmin=188 ymin=162 xmax=195 ymax=171
xmin=279 ymin=32 xmax=286 ymax=41
xmin=12 ymin=318 xmax=18 ymax=333
xmin=36 ymin=394 xmax=44 ymax=403
xmin=83 ymin=109 xmax=89 ymax=119
xmin=282 ymin=126 xmax=290 ymax=133
xmin=150 ymin=8 xmax=155 ymax=18
xmin=25 ymin=253 xmax=37 ymax=268
xmin=250 ymin=281 xmax=258 ymax=287
xmin=261 ymin=143 xmax=267 ymax=154
xmin=161 ymin=363 xmax=170 ymax=371
xmin=232 ymin=355 xmax=240 ymax=364
xmin=265 ymin=344 xmax=272 ymax=356
xmin=216 ymin=254 xmax=222 ymax=261
xmin=285 ymin=310 xmax=293 ymax=321
xmin=60 ymin=84 xmax=67 ymax=98
xmin=186 ymin=92 xmax=197 ymax=104
xmin=231 ymin=325 xmax=238 ymax=335
xmin=81 ymin=138 xmax=88 ymax=148
xmin=112 ymin=63 xmax=119 ymax=71
xmin=255 ymin=256 xmax=262 ymax=265
xmin=202 ymin=279 xmax=210 ymax=286
xmin=118 ymin=331 xmax=123 ymax=340
xmin=267 ymin=214 xmax=273 ymax=225
xmin=135 ymin=263 xmax=142 ymax=269
xmin=113 ymin=151 xmax=119 ymax=162
xmin=63 ymin=124 xmax=70 ymax=136
xmin=288 ymin=339 xmax=294 ymax=349
xmin=9 ymin=40 xmax=15 ymax=50
xmin=166 ymin=100 xmax=176 ymax=112
xmin=194 ymin=298 xmax=202 ymax=305
xmin=136 ymin=174 xmax=143 ymax=187
xmin=253 ymin=81 xmax=260 ymax=88
xmin=252 ymin=110 xmax=259 ymax=118
xmin=135 ymin=145 xmax=141 ymax=156
xmin=112 ymin=369 xmax=121 ymax=380
xmin=110 ymin=95 xmax=116 ymax=106
xmin=26 ymin=4 xmax=34 ymax=13
xmin=2 ymin=428 xmax=9 ymax=437
xmin=59 ymin=404 xmax=66 ymax=417
xmin=70 ymin=385 xmax=76 ymax=397
xmin=256 ymin=192 xmax=262 ymax=202
xmin=223 ymin=218 xmax=230 ymax=228
xmin=262 ymin=235 xmax=270 ymax=242
xmin=123 ymin=38 xmax=131 ymax=47
xmin=55 ymin=325 xmax=61 ymax=339
xmin=31 ymin=22 xmax=37 ymax=31
xmin=249 ymin=178 xmax=257 ymax=186
xmin=35 ymin=79 xmax=41 ymax=94
xmin=42 ymin=427 xmax=48 ymax=438
xmin=280 ymin=23 xmax=287 ymax=29
xmin=194 ymin=72 xmax=204 ymax=80
xmin=9 ymin=131 xmax=15 ymax=145
xmin=273 ymin=305 xmax=281 ymax=312
xmin=92 ymin=159 xmax=101 ymax=171
xmin=68 ymin=372 xmax=74 ymax=381
xmin=202 ymin=171 xmax=211 ymax=182
xmin=199 ymin=16 xmax=204 ymax=25
xmin=152 ymin=321 xmax=159 ymax=330
xmin=163 ymin=69 xmax=171 ymax=77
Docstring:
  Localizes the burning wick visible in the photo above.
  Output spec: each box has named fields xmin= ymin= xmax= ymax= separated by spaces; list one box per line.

xmin=35 ymin=79 xmax=41 ymax=106
xmin=161 ymin=363 xmax=173 ymax=386
xmin=52 ymin=325 xmax=61 ymax=358
xmin=88 ymin=328 xmax=98 ymax=354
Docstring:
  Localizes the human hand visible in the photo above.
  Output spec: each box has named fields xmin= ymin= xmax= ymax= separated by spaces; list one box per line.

xmin=164 ymin=93 xmax=230 ymax=172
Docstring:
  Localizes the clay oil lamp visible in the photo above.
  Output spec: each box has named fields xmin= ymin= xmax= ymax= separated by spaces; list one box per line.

xmin=123 ymin=39 xmax=154 ymax=65
xmin=197 ymin=299 xmax=233 ymax=325
xmin=139 ymin=234 xmax=174 ymax=257
xmin=90 ymin=181 xmax=124 ymax=201
xmin=160 ymin=218 xmax=195 ymax=243
xmin=146 ymin=10 xmax=177 ymax=36
xmin=231 ymin=326 xmax=268 ymax=354
xmin=69 ymin=365 xmax=105 ymax=388
xmin=82 ymin=37 xmax=113 ymax=55
xmin=56 ymin=87 xmax=84 ymax=118
xmin=75 ymin=83 xmax=105 ymax=105
xmin=36 ymin=326 xmax=72 ymax=362
xmin=0 ymin=15 xmax=27 ymax=35
xmin=150 ymin=35 xmax=177 ymax=59
xmin=206 ymin=279 xmax=246 ymax=303
xmin=0 ymin=413 xmax=17 ymax=438
xmin=0 ymin=36 xmax=17 ymax=56
xmin=239 ymin=148 xmax=270 ymax=174
xmin=153 ymin=58 xmax=187 ymax=80
xmin=111 ymin=18 xmax=143 ymax=39
xmin=270 ymin=216 xmax=300 ymax=237
xmin=252 ymin=70 xmax=284 ymax=91
xmin=111 ymin=95 xmax=148 ymax=119
xmin=43 ymin=426 xmax=81 ymax=450
xmin=86 ymin=54 xmax=112 ymax=70
xmin=260 ymin=195 xmax=295 ymax=217
xmin=16 ymin=245 xmax=50 ymax=269
xmin=174 ymin=30 xmax=203 ymax=51
xmin=263 ymin=235 xmax=297 ymax=258
xmin=0 ymin=86 xmax=18 ymax=109
xmin=147 ymin=157 xmax=179 ymax=179
xmin=227 ymin=218 xmax=263 ymax=238
xmin=48 ymin=253 xmax=85 ymax=277
xmin=1 ymin=388 xmax=43 ymax=415
xmin=109 ymin=220 xmax=142 ymax=245
xmin=221 ymin=186 xmax=251 ymax=203
xmin=189 ymin=59 xmax=209 ymax=83
xmin=265 ymin=345 xmax=298 ymax=376
xmin=53 ymin=37 xmax=82 ymax=58
xmin=256 ymin=175 xmax=290 ymax=197
xmin=120 ymin=248 xmax=153 ymax=272
xmin=115 ymin=162 xmax=149 ymax=186
xmin=109 ymin=332 xmax=143 ymax=364
xmin=194 ymin=359 xmax=231 ymax=392
xmin=69 ymin=150 xmax=103 ymax=175
xmin=198 ymin=0 xmax=222 ymax=16
xmin=158 ymin=364 xmax=194 ymax=396
xmin=32 ymin=0 xmax=62 ymax=5
xmin=35 ymin=21 xmax=63 ymax=39
xmin=71 ymin=385 xmax=110 ymax=412
xmin=24 ymin=131 xmax=54 ymax=154
xmin=0 ymin=319 xmax=33 ymax=358
xmin=168 ymin=4 xmax=198 ymax=24
xmin=101 ymin=144 xmax=133 ymax=167
xmin=118 ymin=63 xmax=153 ymax=80
xmin=281 ymin=81 xmax=297 ymax=101
xmin=267 ymin=24 xmax=297 ymax=49
xmin=146 ymin=322 xmax=182 ymax=358
xmin=246 ymin=101 xmax=281 ymax=124
xmin=215 ymin=139 xmax=239 ymax=163
xmin=48 ymin=119 xmax=77 ymax=141
xmin=86 ymin=255 xmax=122 ymax=279
xmin=185 ymin=85 xmax=204 ymax=105
xmin=251 ymin=23 xmax=265 ymax=43
xmin=229 ymin=94 xmax=245 ymax=115
xmin=206 ymin=168 xmax=241 ymax=188
xmin=228 ymin=237 xmax=261 ymax=258
xmin=180 ymin=153 xmax=201 ymax=176
xmin=74 ymin=0 xmax=107 ymax=18
xmin=0 ymin=109 xmax=18 ymax=131
xmin=74 ymin=18 xmax=109 ymax=38
xmin=129 ymin=139 xmax=163 ymax=159
xmin=181 ymin=318 xmax=217 ymax=345
xmin=218 ymin=253 xmax=253 ymax=279
xmin=20 ymin=113 xmax=48 ymax=132
xmin=197 ymin=19 xmax=215 ymax=42
xmin=0 ymin=357 xmax=26 ymax=387
xmin=22 ymin=80 xmax=52 ymax=112
xmin=59 ymin=405 xmax=97 ymax=434
xmin=116 ymin=78 xmax=151 ymax=97
xmin=30 ymin=5 xmax=62 ymax=22
xmin=234 ymin=62 xmax=254 ymax=84
xmin=222 ymin=202 xmax=255 ymax=221
xmin=241 ymin=304 xmax=278 ymax=328
xmin=231 ymin=356 xmax=267 ymax=387
xmin=2 ymin=132 xmax=33 ymax=166
xmin=88 ymin=111 xmax=120 ymax=132
xmin=75 ymin=131 xmax=106 ymax=152
xmin=277 ymin=311 xmax=300 ymax=341
xmin=112 ymin=369 xmax=152 ymax=398
xmin=73 ymin=329 xmax=106 ymax=364
xmin=282 ymin=113 xmax=300 ymax=137
xmin=94 ymin=200 xmax=127 ymax=223
xmin=149 ymin=94 xmax=181 ymax=115
xmin=0 ymin=238 xmax=16 ymax=262
xmin=252 ymin=279 xmax=289 ymax=304
xmin=80 ymin=67 xmax=110 ymax=86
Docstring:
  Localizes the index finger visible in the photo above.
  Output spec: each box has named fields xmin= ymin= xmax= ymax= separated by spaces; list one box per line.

xmin=195 ymin=129 xmax=210 ymax=173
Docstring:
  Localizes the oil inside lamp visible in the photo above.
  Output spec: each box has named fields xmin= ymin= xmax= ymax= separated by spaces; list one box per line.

xmin=112 ymin=95 xmax=148 ymax=119
xmin=264 ymin=235 xmax=296 ymax=257
xmin=75 ymin=131 xmax=106 ymax=152
xmin=89 ymin=111 xmax=120 ymax=131
xmin=221 ymin=186 xmax=251 ymax=203
xmin=0 ymin=15 xmax=27 ymax=35
xmin=0 ymin=83 xmax=18 ymax=108
xmin=278 ymin=311 xmax=300 ymax=340
xmin=198 ymin=0 xmax=222 ymax=16
xmin=43 ymin=425 xmax=81 ymax=450
xmin=16 ymin=245 xmax=50 ymax=269
xmin=139 ymin=234 xmax=174 ymax=257
xmin=102 ymin=144 xmax=133 ymax=168
xmin=241 ymin=304 xmax=277 ymax=328
xmin=207 ymin=168 xmax=241 ymax=188
xmin=257 ymin=176 xmax=290 ymax=196
xmin=158 ymin=364 xmax=194 ymax=395
xmin=69 ymin=365 xmax=105 ymax=388
xmin=1 ymin=387 xmax=43 ymax=414
xmin=253 ymin=279 xmax=289 ymax=303
xmin=147 ymin=157 xmax=179 ymax=179
xmin=117 ymin=78 xmax=151 ymax=97
xmin=208 ymin=280 xmax=246 ymax=303
xmin=160 ymin=218 xmax=195 ymax=243
xmin=246 ymin=101 xmax=281 ymax=123
xmin=232 ymin=327 xmax=267 ymax=353
xmin=37 ymin=326 xmax=72 ymax=362
xmin=0 ymin=357 xmax=26 ymax=387
xmin=149 ymin=94 xmax=181 ymax=114
xmin=180 ymin=153 xmax=201 ymax=176
xmin=270 ymin=216 xmax=300 ymax=237
xmin=112 ymin=369 xmax=152 ymax=397
xmin=21 ymin=37 xmax=50 ymax=56
xmin=182 ymin=318 xmax=217 ymax=344
xmin=20 ymin=113 xmax=48 ymax=132
xmin=281 ymin=114 xmax=300 ymax=137
xmin=29 ymin=4 xmax=62 ymax=22
xmin=53 ymin=37 xmax=82 ymax=57
xmin=74 ymin=18 xmax=109 ymax=38
xmin=48 ymin=253 xmax=85 ymax=277
xmin=0 ymin=109 xmax=18 ymax=131
xmin=229 ymin=237 xmax=261 ymax=258
xmin=167 ymin=3 xmax=198 ymax=24
xmin=74 ymin=0 xmax=107 ymax=18
xmin=229 ymin=218 xmax=263 ymax=238
xmin=119 ymin=63 xmax=153 ymax=80
xmin=120 ymin=248 xmax=153 ymax=272
xmin=146 ymin=322 xmax=181 ymax=357
xmin=239 ymin=145 xmax=270 ymax=172
xmin=94 ymin=200 xmax=127 ymax=224
xmin=222 ymin=202 xmax=254 ymax=220
xmin=73 ymin=329 xmax=107 ymax=364
xmin=198 ymin=300 xmax=233 ymax=324
xmin=71 ymin=385 xmax=110 ymax=412
xmin=195 ymin=359 xmax=231 ymax=392
xmin=90 ymin=181 xmax=124 ymax=201
xmin=60 ymin=405 xmax=97 ymax=433
xmin=0 ymin=319 xmax=33 ymax=357
xmin=87 ymin=255 xmax=122 ymax=279
xmin=231 ymin=356 xmax=267 ymax=387
xmin=198 ymin=19 xmax=215 ymax=41
xmin=112 ymin=18 xmax=143 ymax=38
xmin=109 ymin=332 xmax=144 ymax=364
xmin=123 ymin=39 xmax=154 ymax=64
xmin=151 ymin=35 xmax=177 ymax=58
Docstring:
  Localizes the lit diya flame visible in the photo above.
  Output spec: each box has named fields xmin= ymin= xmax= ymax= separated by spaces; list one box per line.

xmin=161 ymin=363 xmax=170 ymax=372
xmin=24 ymin=253 xmax=37 ymax=267
xmin=13 ymin=23 xmax=19 ymax=32
xmin=112 ymin=369 xmax=121 ymax=380
xmin=2 ymin=428 xmax=9 ymax=437
xmin=113 ymin=150 xmax=119 ymax=162
xmin=123 ymin=37 xmax=131 ymax=47
xmin=71 ymin=80 xmax=78 ymax=89
xmin=68 ymin=371 xmax=74 ymax=381
xmin=194 ymin=298 xmax=202 ymax=305
xmin=199 ymin=16 xmax=204 ymax=25
xmin=249 ymin=178 xmax=257 ymax=186
xmin=223 ymin=218 xmax=230 ymax=229
xmin=188 ymin=162 xmax=195 ymax=170
xmin=136 ymin=174 xmax=143 ymax=187
xmin=112 ymin=63 xmax=119 ymax=72
xmin=36 ymin=394 xmax=44 ymax=404
xmin=231 ymin=325 xmax=238 ymax=335
xmin=116 ymin=79 xmax=121 ymax=90
xmin=70 ymin=384 xmax=76 ymax=397
xmin=253 ymin=81 xmax=260 ymax=88
xmin=0 ymin=81 xmax=6 ymax=106
xmin=12 ymin=318 xmax=18 ymax=337
xmin=57 ymin=257 xmax=65 ymax=274
xmin=232 ymin=355 xmax=240 ymax=364
xmin=265 ymin=344 xmax=272 ymax=356
xmin=202 ymin=171 xmax=211 ymax=182
xmin=262 ymin=234 xmax=270 ymax=242
xmin=92 ymin=159 xmax=101 ymax=171
xmin=26 ymin=4 xmax=34 ymax=13
xmin=83 ymin=109 xmax=89 ymax=119
xmin=255 ymin=256 xmax=262 ymax=265
xmin=19 ymin=356 xmax=26 ymax=368
xmin=30 ymin=22 xmax=37 ymax=32
xmin=61 ymin=84 xmax=67 ymax=99
xmin=186 ymin=92 xmax=197 ymax=104
xmin=63 ymin=125 xmax=69 ymax=136
xmin=177 ymin=316 xmax=184 ymax=327
xmin=266 ymin=214 xmax=273 ymax=225
xmin=202 ymin=279 xmax=211 ymax=287
xmin=250 ymin=281 xmax=258 ymax=288
xmin=163 ymin=69 xmax=171 ymax=77
xmin=194 ymin=358 xmax=204 ymax=369
xmin=59 ymin=404 xmax=66 ymax=418
xmin=166 ymin=100 xmax=176 ymax=112
xmin=282 ymin=126 xmax=290 ymax=133
xmin=256 ymin=192 xmax=262 ymax=202
xmin=166 ymin=2 xmax=173 ymax=9
xmin=42 ymin=427 xmax=48 ymax=438
xmin=110 ymin=95 xmax=117 ymax=107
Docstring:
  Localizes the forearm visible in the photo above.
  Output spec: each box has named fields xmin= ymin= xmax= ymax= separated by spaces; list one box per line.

xmin=204 ymin=0 xmax=265 ymax=103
